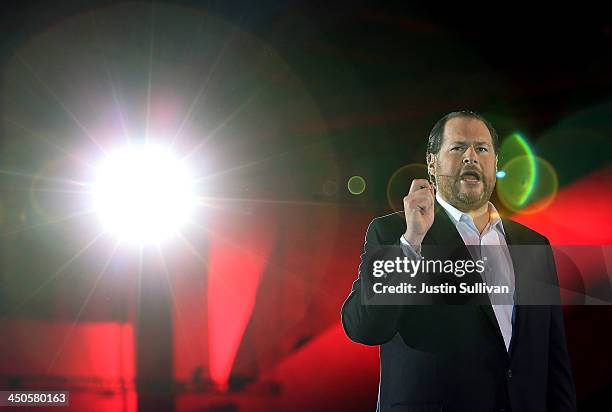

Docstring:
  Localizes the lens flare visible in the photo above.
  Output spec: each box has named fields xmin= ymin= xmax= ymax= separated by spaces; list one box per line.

xmin=386 ymin=164 xmax=428 ymax=211
xmin=498 ymin=132 xmax=536 ymax=206
xmin=347 ymin=175 xmax=366 ymax=195
xmin=496 ymin=155 xmax=559 ymax=214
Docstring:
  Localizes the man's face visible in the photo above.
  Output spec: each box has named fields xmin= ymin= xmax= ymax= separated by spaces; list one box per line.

xmin=428 ymin=117 xmax=497 ymax=212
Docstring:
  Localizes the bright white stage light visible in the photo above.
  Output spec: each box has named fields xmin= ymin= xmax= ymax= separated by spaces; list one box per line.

xmin=93 ymin=144 xmax=196 ymax=245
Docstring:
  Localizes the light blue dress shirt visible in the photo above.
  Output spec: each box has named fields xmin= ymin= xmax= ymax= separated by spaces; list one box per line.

xmin=400 ymin=193 xmax=517 ymax=351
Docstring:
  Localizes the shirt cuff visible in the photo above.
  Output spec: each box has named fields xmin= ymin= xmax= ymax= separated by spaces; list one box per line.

xmin=399 ymin=235 xmax=422 ymax=259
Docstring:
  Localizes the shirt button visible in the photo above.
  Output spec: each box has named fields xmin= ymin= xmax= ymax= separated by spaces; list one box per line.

xmin=507 ymin=369 xmax=513 ymax=379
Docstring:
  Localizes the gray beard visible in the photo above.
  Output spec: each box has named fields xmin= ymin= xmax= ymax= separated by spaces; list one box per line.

xmin=437 ymin=176 xmax=494 ymax=212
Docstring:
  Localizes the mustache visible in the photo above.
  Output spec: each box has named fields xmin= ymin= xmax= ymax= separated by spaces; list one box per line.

xmin=459 ymin=167 xmax=482 ymax=180
xmin=436 ymin=168 xmax=486 ymax=180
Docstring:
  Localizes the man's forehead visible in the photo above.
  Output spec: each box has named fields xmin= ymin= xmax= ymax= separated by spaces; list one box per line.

xmin=442 ymin=117 xmax=492 ymax=145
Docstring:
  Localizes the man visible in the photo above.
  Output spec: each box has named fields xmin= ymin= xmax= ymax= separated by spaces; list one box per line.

xmin=341 ymin=111 xmax=577 ymax=411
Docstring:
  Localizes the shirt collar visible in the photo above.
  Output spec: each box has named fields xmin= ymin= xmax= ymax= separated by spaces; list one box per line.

xmin=435 ymin=192 xmax=505 ymax=236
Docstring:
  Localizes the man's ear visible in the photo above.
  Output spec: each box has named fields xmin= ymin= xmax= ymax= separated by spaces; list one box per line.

xmin=426 ymin=153 xmax=436 ymax=182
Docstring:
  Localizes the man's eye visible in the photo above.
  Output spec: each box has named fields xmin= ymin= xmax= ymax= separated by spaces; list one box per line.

xmin=477 ymin=147 xmax=488 ymax=152
xmin=450 ymin=147 xmax=463 ymax=151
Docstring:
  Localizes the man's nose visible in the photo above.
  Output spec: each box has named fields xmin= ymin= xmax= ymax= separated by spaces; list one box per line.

xmin=462 ymin=146 xmax=478 ymax=164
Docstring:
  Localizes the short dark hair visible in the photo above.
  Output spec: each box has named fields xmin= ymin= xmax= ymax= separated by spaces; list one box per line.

xmin=426 ymin=110 xmax=499 ymax=156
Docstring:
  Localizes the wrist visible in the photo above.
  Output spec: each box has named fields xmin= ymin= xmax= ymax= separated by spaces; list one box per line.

xmin=402 ymin=232 xmax=424 ymax=248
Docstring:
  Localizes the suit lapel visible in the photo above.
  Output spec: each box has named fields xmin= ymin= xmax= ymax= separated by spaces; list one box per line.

xmin=501 ymin=220 xmax=527 ymax=359
xmin=425 ymin=204 xmax=508 ymax=355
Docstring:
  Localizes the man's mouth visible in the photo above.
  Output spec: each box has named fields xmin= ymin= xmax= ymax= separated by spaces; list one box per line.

xmin=460 ymin=171 xmax=481 ymax=183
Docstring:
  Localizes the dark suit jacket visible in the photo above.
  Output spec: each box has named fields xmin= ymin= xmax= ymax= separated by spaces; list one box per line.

xmin=341 ymin=205 xmax=577 ymax=412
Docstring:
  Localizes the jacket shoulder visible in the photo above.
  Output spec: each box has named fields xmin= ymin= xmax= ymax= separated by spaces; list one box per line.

xmin=502 ymin=218 xmax=550 ymax=245
xmin=368 ymin=211 xmax=406 ymax=245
